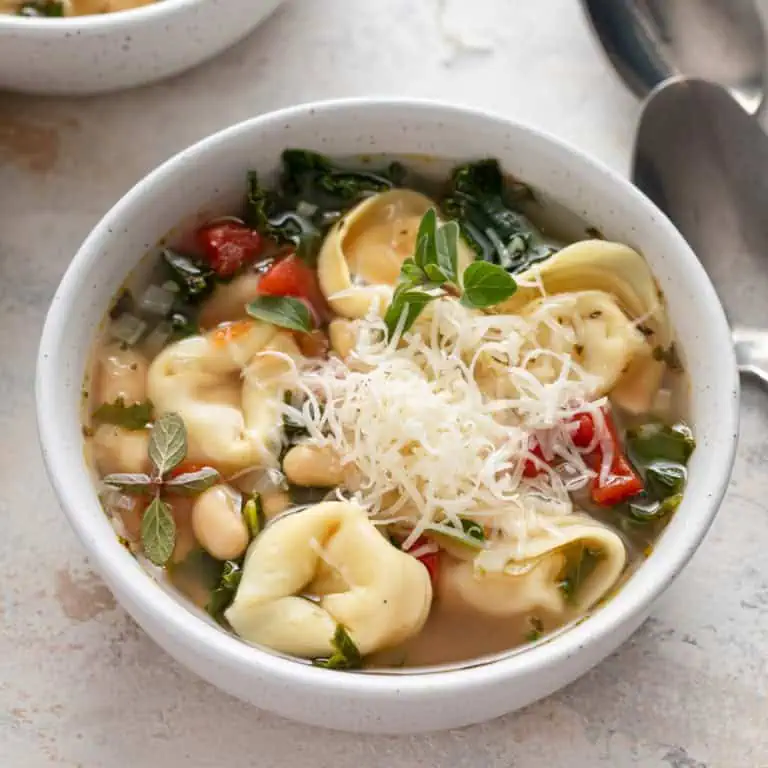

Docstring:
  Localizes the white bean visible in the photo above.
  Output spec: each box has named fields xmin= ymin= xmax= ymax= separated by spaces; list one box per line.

xmin=283 ymin=444 xmax=344 ymax=487
xmin=261 ymin=490 xmax=292 ymax=520
xmin=192 ymin=484 xmax=249 ymax=561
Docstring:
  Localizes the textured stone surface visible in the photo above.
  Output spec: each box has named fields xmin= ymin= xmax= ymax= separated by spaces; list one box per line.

xmin=1 ymin=0 xmax=767 ymax=765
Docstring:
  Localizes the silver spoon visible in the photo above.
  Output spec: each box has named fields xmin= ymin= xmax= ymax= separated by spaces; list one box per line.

xmin=581 ymin=0 xmax=765 ymax=114
xmin=632 ymin=76 xmax=768 ymax=384
xmin=581 ymin=0 xmax=768 ymax=382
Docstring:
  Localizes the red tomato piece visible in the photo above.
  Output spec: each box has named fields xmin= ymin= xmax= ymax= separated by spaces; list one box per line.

xmin=197 ymin=222 xmax=264 ymax=277
xmin=568 ymin=412 xmax=596 ymax=448
xmin=258 ymin=254 xmax=329 ymax=321
xmin=523 ymin=439 xmax=547 ymax=478
xmin=586 ymin=410 xmax=643 ymax=506
xmin=591 ymin=455 xmax=644 ymax=506
xmin=403 ymin=536 xmax=440 ymax=587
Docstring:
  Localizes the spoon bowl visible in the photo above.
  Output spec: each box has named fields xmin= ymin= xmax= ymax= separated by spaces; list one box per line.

xmin=632 ymin=76 xmax=768 ymax=380
xmin=581 ymin=0 xmax=766 ymax=113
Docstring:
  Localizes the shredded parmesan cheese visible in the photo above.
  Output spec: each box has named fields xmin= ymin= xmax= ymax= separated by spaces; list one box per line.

xmin=275 ymin=296 xmax=615 ymax=559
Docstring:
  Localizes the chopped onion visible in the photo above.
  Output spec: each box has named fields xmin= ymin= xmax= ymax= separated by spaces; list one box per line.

xmin=143 ymin=321 xmax=173 ymax=359
xmin=297 ymin=200 xmax=318 ymax=218
xmin=139 ymin=284 xmax=176 ymax=317
xmin=110 ymin=313 xmax=147 ymax=346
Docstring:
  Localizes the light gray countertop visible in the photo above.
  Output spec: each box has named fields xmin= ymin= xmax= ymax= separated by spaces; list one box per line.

xmin=1 ymin=1 xmax=767 ymax=765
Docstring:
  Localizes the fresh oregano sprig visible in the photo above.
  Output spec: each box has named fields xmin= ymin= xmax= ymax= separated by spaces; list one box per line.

xmin=383 ymin=208 xmax=518 ymax=338
xmin=103 ymin=412 xmax=221 ymax=566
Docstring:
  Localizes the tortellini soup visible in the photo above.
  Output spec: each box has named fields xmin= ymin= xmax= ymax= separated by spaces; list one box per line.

xmin=84 ymin=151 xmax=695 ymax=670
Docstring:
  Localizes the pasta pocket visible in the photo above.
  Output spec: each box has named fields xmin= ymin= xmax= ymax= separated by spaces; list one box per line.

xmin=520 ymin=290 xmax=648 ymax=396
xmin=499 ymin=240 xmax=671 ymax=412
xmin=441 ymin=518 xmax=626 ymax=619
xmin=146 ymin=321 xmax=299 ymax=473
xmin=318 ymin=189 xmax=473 ymax=319
xmin=225 ymin=501 xmax=433 ymax=657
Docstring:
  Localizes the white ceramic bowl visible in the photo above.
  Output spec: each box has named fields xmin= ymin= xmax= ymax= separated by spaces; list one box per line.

xmin=0 ymin=0 xmax=284 ymax=95
xmin=36 ymin=99 xmax=739 ymax=733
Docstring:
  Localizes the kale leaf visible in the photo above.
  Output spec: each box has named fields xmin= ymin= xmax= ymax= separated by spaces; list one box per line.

xmin=441 ymin=159 xmax=554 ymax=273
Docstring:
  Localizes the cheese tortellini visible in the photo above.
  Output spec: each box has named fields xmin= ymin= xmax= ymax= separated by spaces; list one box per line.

xmin=520 ymin=290 xmax=647 ymax=396
xmin=225 ymin=501 xmax=433 ymax=657
xmin=441 ymin=518 xmax=626 ymax=619
xmin=317 ymin=189 xmax=473 ymax=319
xmin=146 ymin=321 xmax=300 ymax=474
xmin=500 ymin=240 xmax=670 ymax=413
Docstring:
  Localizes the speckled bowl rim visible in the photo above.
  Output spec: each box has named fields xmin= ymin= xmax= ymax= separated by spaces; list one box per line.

xmin=0 ymin=0 xmax=202 ymax=31
xmin=37 ymin=98 xmax=739 ymax=702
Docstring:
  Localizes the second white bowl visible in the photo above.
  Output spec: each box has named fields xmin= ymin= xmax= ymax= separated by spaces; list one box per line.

xmin=0 ymin=0 xmax=284 ymax=94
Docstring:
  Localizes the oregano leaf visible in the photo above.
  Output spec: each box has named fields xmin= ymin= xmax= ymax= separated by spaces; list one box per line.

xmin=459 ymin=261 xmax=517 ymax=308
xmin=141 ymin=496 xmax=176 ymax=566
xmin=246 ymin=295 xmax=313 ymax=333
xmin=164 ymin=467 xmax=221 ymax=495
xmin=148 ymin=412 xmax=187 ymax=477
xmin=102 ymin=473 xmax=155 ymax=495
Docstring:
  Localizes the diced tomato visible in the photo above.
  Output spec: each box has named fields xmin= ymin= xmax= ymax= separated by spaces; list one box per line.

xmin=586 ymin=410 xmax=643 ymax=506
xmin=523 ymin=439 xmax=547 ymax=478
xmin=197 ymin=221 xmax=264 ymax=277
xmin=568 ymin=412 xmax=596 ymax=448
xmin=258 ymin=254 xmax=329 ymax=321
xmin=591 ymin=455 xmax=644 ymax=506
xmin=418 ymin=550 xmax=440 ymax=587
xmin=403 ymin=536 xmax=440 ymax=587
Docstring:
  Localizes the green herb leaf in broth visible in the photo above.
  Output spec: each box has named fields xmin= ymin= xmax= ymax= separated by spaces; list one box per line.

xmin=525 ymin=616 xmax=544 ymax=643
xmin=102 ymin=473 xmax=155 ymax=495
xmin=93 ymin=398 xmax=153 ymax=431
xmin=206 ymin=561 xmax=243 ymax=623
xmin=17 ymin=0 xmax=63 ymax=16
xmin=243 ymin=494 xmax=264 ymax=539
xmin=164 ymin=467 xmax=221 ymax=495
xmin=627 ymin=422 xmax=695 ymax=465
xmin=645 ymin=461 xmax=686 ymax=499
xmin=141 ymin=497 xmax=176 ymax=566
xmin=162 ymin=249 xmax=214 ymax=301
xmin=459 ymin=261 xmax=518 ymax=308
xmin=627 ymin=493 xmax=682 ymax=524
xmin=440 ymin=159 xmax=554 ymax=273
xmin=246 ymin=295 xmax=313 ymax=333
xmin=148 ymin=413 xmax=188 ymax=477
xmin=558 ymin=547 xmax=601 ymax=605
xmin=313 ymin=625 xmax=363 ymax=671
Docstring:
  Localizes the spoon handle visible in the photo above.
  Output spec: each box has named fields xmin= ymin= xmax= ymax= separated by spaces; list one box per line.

xmin=733 ymin=325 xmax=768 ymax=383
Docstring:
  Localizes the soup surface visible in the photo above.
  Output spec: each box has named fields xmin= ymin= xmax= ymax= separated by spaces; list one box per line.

xmin=84 ymin=151 xmax=694 ymax=670
xmin=2 ymin=0 xmax=154 ymax=16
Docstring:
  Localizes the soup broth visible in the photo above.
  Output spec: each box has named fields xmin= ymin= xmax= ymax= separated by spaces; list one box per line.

xmin=84 ymin=150 xmax=694 ymax=671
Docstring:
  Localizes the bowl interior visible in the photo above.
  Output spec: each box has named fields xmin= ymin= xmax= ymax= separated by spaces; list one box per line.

xmin=37 ymin=100 xmax=738 ymax=706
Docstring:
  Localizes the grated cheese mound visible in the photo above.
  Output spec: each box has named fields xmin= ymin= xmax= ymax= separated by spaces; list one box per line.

xmin=280 ymin=296 xmax=616 ymax=556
